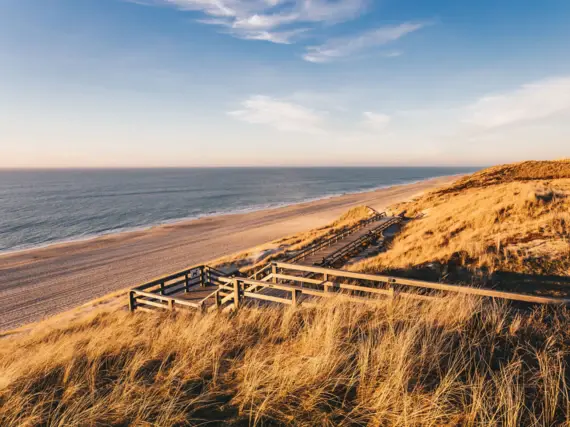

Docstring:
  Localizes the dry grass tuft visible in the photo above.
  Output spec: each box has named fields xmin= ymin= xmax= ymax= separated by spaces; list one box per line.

xmin=2 ymin=295 xmax=570 ymax=426
xmin=355 ymin=161 xmax=570 ymax=292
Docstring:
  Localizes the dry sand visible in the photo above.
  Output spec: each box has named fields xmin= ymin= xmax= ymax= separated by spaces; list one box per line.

xmin=0 ymin=176 xmax=457 ymax=331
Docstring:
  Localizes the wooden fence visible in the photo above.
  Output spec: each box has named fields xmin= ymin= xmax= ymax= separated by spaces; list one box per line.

xmin=129 ymin=260 xmax=570 ymax=315
xmin=129 ymin=265 xmax=226 ymax=313
xmin=272 ymin=262 xmax=570 ymax=305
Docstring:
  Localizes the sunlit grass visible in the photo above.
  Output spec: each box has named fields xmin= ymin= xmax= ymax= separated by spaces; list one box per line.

xmin=2 ymin=295 xmax=570 ymax=426
xmin=354 ymin=160 xmax=570 ymax=280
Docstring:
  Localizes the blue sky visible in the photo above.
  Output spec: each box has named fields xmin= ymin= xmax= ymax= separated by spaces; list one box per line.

xmin=1 ymin=0 xmax=570 ymax=167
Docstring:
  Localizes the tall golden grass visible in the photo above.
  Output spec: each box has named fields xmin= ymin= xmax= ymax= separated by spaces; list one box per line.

xmin=355 ymin=161 xmax=570 ymax=287
xmin=2 ymin=295 xmax=570 ymax=426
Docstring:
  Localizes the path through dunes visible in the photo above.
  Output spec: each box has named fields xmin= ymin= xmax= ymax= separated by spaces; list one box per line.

xmin=297 ymin=216 xmax=392 ymax=267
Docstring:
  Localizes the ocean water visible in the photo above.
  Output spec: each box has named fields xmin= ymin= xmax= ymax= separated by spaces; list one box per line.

xmin=0 ymin=167 xmax=479 ymax=254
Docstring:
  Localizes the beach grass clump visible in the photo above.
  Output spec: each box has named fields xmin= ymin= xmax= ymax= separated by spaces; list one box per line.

xmin=2 ymin=295 xmax=570 ymax=425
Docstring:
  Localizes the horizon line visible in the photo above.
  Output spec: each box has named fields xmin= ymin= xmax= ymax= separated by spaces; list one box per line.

xmin=0 ymin=165 xmax=487 ymax=171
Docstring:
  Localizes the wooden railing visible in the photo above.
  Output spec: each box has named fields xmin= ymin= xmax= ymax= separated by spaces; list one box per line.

xmin=272 ymin=262 xmax=570 ymax=305
xmin=215 ymin=274 xmax=433 ymax=309
xmin=129 ymin=265 xmax=226 ymax=313
xmin=129 ymin=242 xmax=570 ymax=315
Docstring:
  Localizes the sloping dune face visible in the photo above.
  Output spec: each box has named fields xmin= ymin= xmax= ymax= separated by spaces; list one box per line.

xmin=435 ymin=160 xmax=570 ymax=194
xmin=355 ymin=160 xmax=570 ymax=281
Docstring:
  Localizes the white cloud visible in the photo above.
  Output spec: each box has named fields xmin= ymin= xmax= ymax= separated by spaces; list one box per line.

xmin=302 ymin=22 xmax=427 ymax=63
xmin=363 ymin=111 xmax=391 ymax=130
xmin=466 ymin=76 xmax=570 ymax=128
xmin=232 ymin=12 xmax=299 ymax=30
xmin=231 ymin=27 xmax=308 ymax=44
xmin=229 ymin=95 xmax=326 ymax=133
xmin=143 ymin=0 xmax=369 ymax=44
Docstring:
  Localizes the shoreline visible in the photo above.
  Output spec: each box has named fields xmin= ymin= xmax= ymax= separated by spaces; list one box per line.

xmin=0 ymin=173 xmax=465 ymax=258
xmin=0 ymin=175 xmax=459 ymax=331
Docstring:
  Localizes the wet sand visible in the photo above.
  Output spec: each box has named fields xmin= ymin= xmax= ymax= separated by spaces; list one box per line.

xmin=0 ymin=175 xmax=457 ymax=331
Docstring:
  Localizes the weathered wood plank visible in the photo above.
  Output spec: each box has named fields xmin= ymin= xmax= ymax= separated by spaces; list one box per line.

xmin=136 ymin=299 xmax=170 ymax=309
xmin=327 ymin=282 xmax=393 ymax=296
xmin=272 ymin=274 xmax=323 ymax=285
xmin=134 ymin=290 xmax=176 ymax=302
xmin=170 ymin=299 xmax=201 ymax=309
xmin=243 ymin=291 xmax=293 ymax=305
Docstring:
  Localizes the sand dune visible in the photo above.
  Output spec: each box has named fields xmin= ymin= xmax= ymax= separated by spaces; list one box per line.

xmin=0 ymin=176 xmax=457 ymax=331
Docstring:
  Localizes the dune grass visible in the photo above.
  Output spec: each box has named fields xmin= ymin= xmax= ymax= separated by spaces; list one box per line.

xmin=2 ymin=295 xmax=570 ymax=426
xmin=433 ymin=160 xmax=570 ymax=195
xmin=355 ymin=161 xmax=570 ymax=291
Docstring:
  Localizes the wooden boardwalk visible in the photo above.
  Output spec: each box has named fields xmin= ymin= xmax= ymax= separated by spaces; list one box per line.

xmin=128 ymin=209 xmax=570 ymax=315
xmin=298 ymin=217 xmax=392 ymax=267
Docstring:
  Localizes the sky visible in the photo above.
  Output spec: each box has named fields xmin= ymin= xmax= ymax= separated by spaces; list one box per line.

xmin=1 ymin=0 xmax=570 ymax=168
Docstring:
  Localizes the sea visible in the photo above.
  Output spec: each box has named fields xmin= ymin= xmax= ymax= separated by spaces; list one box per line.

xmin=0 ymin=167 xmax=479 ymax=254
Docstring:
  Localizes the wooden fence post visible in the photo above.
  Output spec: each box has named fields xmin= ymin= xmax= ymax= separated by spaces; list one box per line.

xmin=168 ymin=299 xmax=175 ymax=311
xmin=292 ymin=289 xmax=301 ymax=307
xmin=271 ymin=264 xmax=277 ymax=283
xmin=233 ymin=279 xmax=241 ymax=310
xmin=129 ymin=291 xmax=137 ymax=312
xmin=215 ymin=290 xmax=221 ymax=309
xmin=160 ymin=282 xmax=165 ymax=295
xmin=200 ymin=266 xmax=205 ymax=287
xmin=185 ymin=272 xmax=189 ymax=293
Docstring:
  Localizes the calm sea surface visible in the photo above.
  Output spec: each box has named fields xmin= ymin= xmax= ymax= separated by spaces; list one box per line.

xmin=0 ymin=167 xmax=479 ymax=254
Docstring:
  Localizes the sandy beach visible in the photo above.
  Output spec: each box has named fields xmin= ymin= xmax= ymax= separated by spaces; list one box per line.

xmin=0 ymin=175 xmax=457 ymax=331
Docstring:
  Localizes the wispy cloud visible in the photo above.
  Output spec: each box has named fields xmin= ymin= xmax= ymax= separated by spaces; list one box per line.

xmin=232 ymin=27 xmax=309 ymax=44
xmin=303 ymin=22 xmax=428 ymax=63
xmin=229 ymin=94 xmax=397 ymax=138
xmin=145 ymin=0 xmax=369 ymax=44
xmin=465 ymin=76 xmax=570 ymax=128
xmin=228 ymin=95 xmax=326 ymax=133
